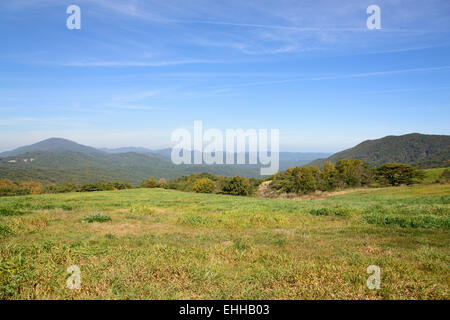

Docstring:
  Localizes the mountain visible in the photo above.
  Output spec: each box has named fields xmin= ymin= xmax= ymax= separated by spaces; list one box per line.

xmin=99 ymin=147 xmax=330 ymax=169
xmin=310 ymin=133 xmax=450 ymax=168
xmin=0 ymin=138 xmax=101 ymax=157
xmin=0 ymin=138 xmax=329 ymax=184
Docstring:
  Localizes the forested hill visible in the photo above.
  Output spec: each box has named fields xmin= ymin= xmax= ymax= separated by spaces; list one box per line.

xmin=0 ymin=138 xmax=329 ymax=184
xmin=310 ymin=133 xmax=450 ymax=168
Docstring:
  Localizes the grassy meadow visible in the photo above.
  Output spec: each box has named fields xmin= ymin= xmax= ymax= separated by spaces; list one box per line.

xmin=0 ymin=184 xmax=449 ymax=300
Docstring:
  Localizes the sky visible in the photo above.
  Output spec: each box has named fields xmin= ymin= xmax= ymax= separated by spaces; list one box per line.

xmin=0 ymin=0 xmax=449 ymax=152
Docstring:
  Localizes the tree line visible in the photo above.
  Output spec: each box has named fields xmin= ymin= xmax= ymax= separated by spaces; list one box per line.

xmin=1 ymin=160 xmax=448 ymax=197
xmin=270 ymin=160 xmax=427 ymax=195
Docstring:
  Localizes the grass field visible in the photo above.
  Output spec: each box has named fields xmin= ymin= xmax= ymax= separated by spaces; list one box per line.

xmin=0 ymin=184 xmax=449 ymax=300
xmin=423 ymin=167 xmax=449 ymax=183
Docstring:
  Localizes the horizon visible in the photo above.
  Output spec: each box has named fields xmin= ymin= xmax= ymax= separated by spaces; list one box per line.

xmin=0 ymin=132 xmax=446 ymax=155
xmin=1 ymin=1 xmax=450 ymax=152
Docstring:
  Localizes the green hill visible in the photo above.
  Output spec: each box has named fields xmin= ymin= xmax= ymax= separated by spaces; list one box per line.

xmin=310 ymin=133 xmax=450 ymax=168
xmin=0 ymin=150 xmax=263 ymax=185
xmin=0 ymin=138 xmax=330 ymax=184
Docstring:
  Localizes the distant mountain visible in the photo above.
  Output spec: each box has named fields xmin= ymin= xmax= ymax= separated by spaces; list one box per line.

xmin=98 ymin=147 xmax=330 ymax=169
xmin=310 ymin=133 xmax=450 ymax=168
xmin=0 ymin=138 xmax=329 ymax=184
xmin=278 ymin=152 xmax=332 ymax=170
xmin=0 ymin=138 xmax=101 ymax=157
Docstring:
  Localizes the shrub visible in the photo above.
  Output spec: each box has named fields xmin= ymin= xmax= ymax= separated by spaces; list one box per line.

xmin=168 ymin=173 xmax=224 ymax=192
xmin=82 ymin=213 xmax=112 ymax=223
xmin=44 ymin=183 xmax=79 ymax=194
xmin=111 ymin=181 xmax=132 ymax=190
xmin=158 ymin=178 xmax=168 ymax=188
xmin=79 ymin=182 xmax=115 ymax=192
xmin=193 ymin=178 xmax=216 ymax=193
xmin=220 ymin=176 xmax=251 ymax=196
xmin=0 ymin=179 xmax=43 ymax=197
xmin=141 ymin=177 xmax=158 ymax=188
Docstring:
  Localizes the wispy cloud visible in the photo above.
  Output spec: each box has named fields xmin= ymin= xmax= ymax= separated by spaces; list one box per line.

xmin=358 ymin=85 xmax=450 ymax=95
xmin=59 ymin=60 xmax=229 ymax=67
xmin=108 ymin=104 xmax=166 ymax=111
xmin=0 ymin=117 xmax=71 ymax=126
xmin=209 ymin=66 xmax=450 ymax=90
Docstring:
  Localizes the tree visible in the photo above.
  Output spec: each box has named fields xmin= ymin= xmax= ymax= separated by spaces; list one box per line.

xmin=193 ymin=178 xmax=216 ymax=193
xmin=158 ymin=178 xmax=168 ymax=188
xmin=336 ymin=159 xmax=374 ymax=187
xmin=220 ymin=176 xmax=251 ymax=196
xmin=376 ymin=163 xmax=424 ymax=186
xmin=141 ymin=177 xmax=158 ymax=188
xmin=320 ymin=162 xmax=338 ymax=191
xmin=111 ymin=181 xmax=132 ymax=190
xmin=291 ymin=166 xmax=320 ymax=194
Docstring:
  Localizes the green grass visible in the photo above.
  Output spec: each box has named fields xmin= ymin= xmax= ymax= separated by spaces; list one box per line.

xmin=0 ymin=184 xmax=449 ymax=299
xmin=82 ymin=213 xmax=112 ymax=223
xmin=422 ymin=167 xmax=449 ymax=183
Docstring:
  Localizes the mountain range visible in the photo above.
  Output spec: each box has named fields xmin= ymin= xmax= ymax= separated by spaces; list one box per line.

xmin=1 ymin=133 xmax=448 ymax=185
xmin=0 ymin=138 xmax=331 ymax=184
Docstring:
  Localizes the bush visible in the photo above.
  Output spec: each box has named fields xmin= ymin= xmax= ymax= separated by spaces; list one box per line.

xmin=193 ymin=178 xmax=216 ymax=193
xmin=79 ymin=182 xmax=115 ymax=192
xmin=44 ymin=183 xmax=79 ymax=194
xmin=158 ymin=178 xmax=168 ymax=188
xmin=168 ymin=173 xmax=224 ymax=192
xmin=270 ymin=160 xmax=378 ymax=195
xmin=141 ymin=177 xmax=158 ymax=188
xmin=0 ymin=179 xmax=43 ymax=197
xmin=111 ymin=181 xmax=132 ymax=190
xmin=82 ymin=213 xmax=112 ymax=223
xmin=220 ymin=176 xmax=251 ymax=196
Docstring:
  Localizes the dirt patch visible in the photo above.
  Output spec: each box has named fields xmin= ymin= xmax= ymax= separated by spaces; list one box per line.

xmin=112 ymin=209 xmax=131 ymax=213
xmin=273 ymin=228 xmax=295 ymax=235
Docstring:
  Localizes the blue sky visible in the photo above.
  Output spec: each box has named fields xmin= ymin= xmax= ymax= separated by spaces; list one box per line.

xmin=0 ymin=0 xmax=449 ymax=152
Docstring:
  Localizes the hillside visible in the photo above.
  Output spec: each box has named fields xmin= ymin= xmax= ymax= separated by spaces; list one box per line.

xmin=0 ymin=150 xmax=261 ymax=185
xmin=310 ymin=133 xmax=450 ymax=168
xmin=0 ymin=138 xmax=329 ymax=184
